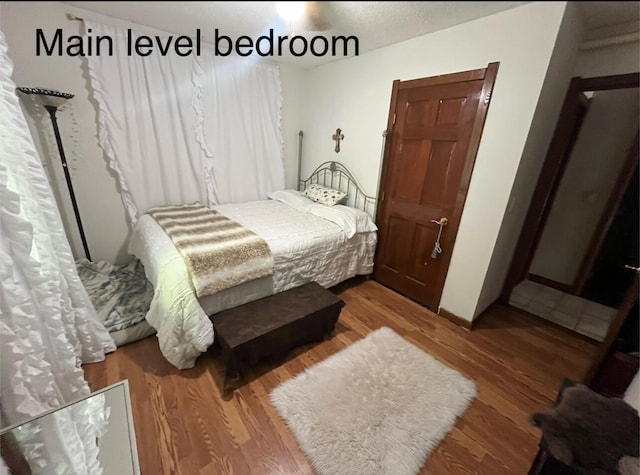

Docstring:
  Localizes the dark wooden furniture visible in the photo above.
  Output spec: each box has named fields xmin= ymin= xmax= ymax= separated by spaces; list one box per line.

xmin=211 ymin=282 xmax=344 ymax=383
xmin=590 ymin=351 xmax=639 ymax=398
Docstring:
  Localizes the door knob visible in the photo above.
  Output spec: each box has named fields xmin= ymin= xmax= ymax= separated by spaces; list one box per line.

xmin=624 ymin=264 xmax=640 ymax=272
xmin=430 ymin=217 xmax=448 ymax=259
xmin=431 ymin=217 xmax=449 ymax=226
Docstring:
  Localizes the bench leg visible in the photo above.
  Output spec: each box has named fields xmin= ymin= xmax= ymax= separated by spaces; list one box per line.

xmin=226 ymin=354 xmax=241 ymax=381
xmin=324 ymin=317 xmax=339 ymax=339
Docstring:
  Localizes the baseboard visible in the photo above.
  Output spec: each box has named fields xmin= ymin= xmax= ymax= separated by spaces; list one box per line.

xmin=439 ymin=299 xmax=498 ymax=330
xmin=437 ymin=308 xmax=473 ymax=330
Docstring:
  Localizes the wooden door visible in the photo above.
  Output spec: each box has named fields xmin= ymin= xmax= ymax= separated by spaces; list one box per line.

xmin=374 ymin=63 xmax=499 ymax=311
xmin=577 ymin=133 xmax=639 ymax=302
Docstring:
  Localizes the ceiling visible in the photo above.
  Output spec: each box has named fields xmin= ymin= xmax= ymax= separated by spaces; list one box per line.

xmin=63 ymin=1 xmax=639 ymax=68
xmin=578 ymin=1 xmax=640 ymax=31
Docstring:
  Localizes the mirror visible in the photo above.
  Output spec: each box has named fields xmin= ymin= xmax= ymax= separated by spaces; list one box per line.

xmin=0 ymin=380 xmax=140 ymax=474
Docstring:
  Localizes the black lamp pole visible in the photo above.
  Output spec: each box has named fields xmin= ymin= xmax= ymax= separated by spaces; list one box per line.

xmin=16 ymin=87 xmax=91 ymax=261
xmin=45 ymin=105 xmax=92 ymax=261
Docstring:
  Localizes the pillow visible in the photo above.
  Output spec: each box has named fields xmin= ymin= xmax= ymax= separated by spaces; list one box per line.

xmin=333 ymin=205 xmax=378 ymax=233
xmin=307 ymin=203 xmax=377 ymax=239
xmin=267 ymin=189 xmax=315 ymax=212
xmin=302 ymin=184 xmax=347 ymax=206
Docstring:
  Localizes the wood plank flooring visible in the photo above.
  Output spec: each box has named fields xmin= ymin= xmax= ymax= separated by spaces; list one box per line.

xmin=83 ymin=280 xmax=600 ymax=474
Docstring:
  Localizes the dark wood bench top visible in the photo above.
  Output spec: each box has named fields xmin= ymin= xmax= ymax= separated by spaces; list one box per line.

xmin=212 ymin=281 xmax=344 ymax=349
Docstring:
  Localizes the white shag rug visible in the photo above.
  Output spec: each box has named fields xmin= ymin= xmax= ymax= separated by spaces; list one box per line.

xmin=270 ymin=327 xmax=477 ymax=475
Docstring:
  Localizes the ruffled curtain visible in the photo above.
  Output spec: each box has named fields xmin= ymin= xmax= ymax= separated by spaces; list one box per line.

xmin=84 ymin=21 xmax=209 ymax=223
xmin=0 ymin=29 xmax=115 ymax=472
xmin=84 ymin=21 xmax=285 ymax=222
xmin=194 ymin=52 xmax=285 ymax=204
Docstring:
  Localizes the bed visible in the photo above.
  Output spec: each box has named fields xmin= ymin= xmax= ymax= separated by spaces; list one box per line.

xmin=128 ymin=161 xmax=378 ymax=369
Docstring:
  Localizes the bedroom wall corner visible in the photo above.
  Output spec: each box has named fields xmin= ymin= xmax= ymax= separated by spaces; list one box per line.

xmin=474 ymin=0 xmax=585 ymax=318
xmin=278 ymin=63 xmax=308 ymax=189
xmin=302 ymin=2 xmax=569 ymax=322
xmin=1 ymin=1 xmax=131 ymax=264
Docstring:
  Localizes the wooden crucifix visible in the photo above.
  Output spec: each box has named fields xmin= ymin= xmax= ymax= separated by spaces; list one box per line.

xmin=332 ymin=128 xmax=344 ymax=153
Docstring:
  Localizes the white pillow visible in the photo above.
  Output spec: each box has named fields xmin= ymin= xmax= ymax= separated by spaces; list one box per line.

xmin=307 ymin=203 xmax=377 ymax=239
xmin=267 ymin=189 xmax=315 ymax=212
xmin=333 ymin=205 xmax=378 ymax=233
xmin=303 ymin=184 xmax=347 ymax=206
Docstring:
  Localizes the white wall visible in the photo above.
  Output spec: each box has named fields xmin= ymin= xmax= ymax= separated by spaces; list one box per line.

xmin=475 ymin=1 xmax=585 ymax=315
xmin=1 ymin=1 xmax=305 ymax=264
xmin=301 ymin=2 xmax=569 ymax=321
xmin=574 ymin=41 xmax=640 ymax=78
xmin=529 ymin=88 xmax=639 ymax=284
xmin=279 ymin=63 xmax=307 ymax=188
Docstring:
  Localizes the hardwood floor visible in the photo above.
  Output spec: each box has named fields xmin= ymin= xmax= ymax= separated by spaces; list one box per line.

xmin=83 ymin=280 xmax=600 ymax=474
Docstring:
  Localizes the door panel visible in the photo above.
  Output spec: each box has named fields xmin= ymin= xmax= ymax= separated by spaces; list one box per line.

xmin=391 ymin=141 xmax=431 ymax=203
xmin=406 ymin=222 xmax=439 ymax=284
xmin=374 ymin=63 xmax=499 ymax=311
xmin=436 ymin=97 xmax=467 ymax=126
xmin=379 ymin=215 xmax=411 ymax=274
xmin=422 ymin=141 xmax=458 ymax=206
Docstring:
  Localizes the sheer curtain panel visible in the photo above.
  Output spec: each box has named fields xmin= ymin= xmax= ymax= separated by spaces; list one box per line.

xmin=84 ymin=21 xmax=210 ymax=223
xmin=84 ymin=21 xmax=285 ymax=218
xmin=194 ymin=54 xmax=285 ymax=204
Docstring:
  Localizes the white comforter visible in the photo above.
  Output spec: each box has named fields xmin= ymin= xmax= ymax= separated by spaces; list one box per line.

xmin=129 ymin=200 xmax=377 ymax=369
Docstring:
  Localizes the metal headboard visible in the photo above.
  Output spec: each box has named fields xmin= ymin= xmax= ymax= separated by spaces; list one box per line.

xmin=299 ymin=161 xmax=377 ymax=218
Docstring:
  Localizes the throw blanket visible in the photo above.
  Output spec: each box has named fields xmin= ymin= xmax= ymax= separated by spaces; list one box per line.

xmin=148 ymin=203 xmax=273 ymax=297
xmin=76 ymin=258 xmax=153 ymax=333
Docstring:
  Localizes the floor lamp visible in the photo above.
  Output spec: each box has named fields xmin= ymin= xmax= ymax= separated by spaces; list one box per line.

xmin=17 ymin=87 xmax=92 ymax=261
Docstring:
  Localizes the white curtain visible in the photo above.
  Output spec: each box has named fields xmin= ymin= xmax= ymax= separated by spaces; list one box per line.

xmin=84 ymin=21 xmax=210 ymax=223
xmin=194 ymin=54 xmax=284 ymax=204
xmin=84 ymin=21 xmax=285 ymax=222
xmin=0 ymin=29 xmax=115 ymax=472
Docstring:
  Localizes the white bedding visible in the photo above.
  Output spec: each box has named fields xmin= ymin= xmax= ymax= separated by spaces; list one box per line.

xmin=128 ymin=199 xmax=377 ymax=369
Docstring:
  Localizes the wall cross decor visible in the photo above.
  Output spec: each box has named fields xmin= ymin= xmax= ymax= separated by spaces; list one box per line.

xmin=332 ymin=128 xmax=344 ymax=153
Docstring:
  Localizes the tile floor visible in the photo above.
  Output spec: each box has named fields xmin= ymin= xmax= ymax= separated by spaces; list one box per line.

xmin=509 ymin=279 xmax=617 ymax=342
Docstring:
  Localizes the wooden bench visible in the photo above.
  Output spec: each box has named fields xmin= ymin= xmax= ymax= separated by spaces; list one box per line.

xmin=211 ymin=281 xmax=344 ymax=385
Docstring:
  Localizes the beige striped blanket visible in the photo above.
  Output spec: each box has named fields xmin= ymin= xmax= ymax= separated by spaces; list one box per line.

xmin=148 ymin=203 xmax=273 ymax=298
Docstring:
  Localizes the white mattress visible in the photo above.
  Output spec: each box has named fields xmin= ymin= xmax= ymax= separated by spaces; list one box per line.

xmin=129 ymin=200 xmax=377 ymax=369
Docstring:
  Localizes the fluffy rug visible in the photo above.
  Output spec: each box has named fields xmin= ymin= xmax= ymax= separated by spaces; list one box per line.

xmin=270 ymin=327 xmax=477 ymax=475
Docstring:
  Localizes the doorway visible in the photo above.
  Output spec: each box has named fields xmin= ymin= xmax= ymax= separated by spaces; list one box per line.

xmin=504 ymin=73 xmax=640 ymax=342
xmin=374 ymin=62 xmax=498 ymax=311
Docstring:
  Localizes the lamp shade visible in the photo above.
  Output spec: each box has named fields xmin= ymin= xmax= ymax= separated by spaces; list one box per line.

xmin=16 ymin=87 xmax=74 ymax=108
